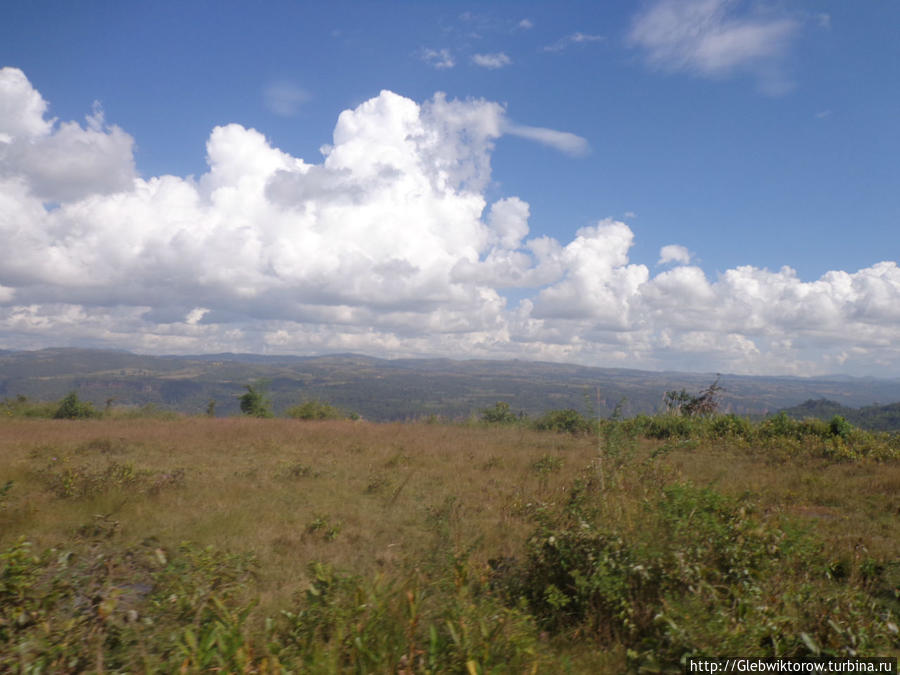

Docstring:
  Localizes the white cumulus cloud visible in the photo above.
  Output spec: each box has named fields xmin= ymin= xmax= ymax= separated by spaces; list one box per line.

xmin=658 ymin=244 xmax=692 ymax=265
xmin=0 ymin=67 xmax=53 ymax=139
xmin=0 ymin=68 xmax=135 ymax=202
xmin=1 ymin=67 xmax=899 ymax=376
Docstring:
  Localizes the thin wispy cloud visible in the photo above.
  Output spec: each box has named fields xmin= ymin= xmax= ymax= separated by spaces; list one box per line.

xmin=472 ymin=52 xmax=512 ymax=69
xmin=517 ymin=18 xmax=534 ymax=30
xmin=263 ymin=81 xmax=309 ymax=117
xmin=815 ymin=109 xmax=832 ymax=120
xmin=421 ymin=48 xmax=455 ymax=69
xmin=504 ymin=123 xmax=590 ymax=156
xmin=544 ymin=32 xmax=605 ymax=52
xmin=628 ymin=0 xmax=799 ymax=94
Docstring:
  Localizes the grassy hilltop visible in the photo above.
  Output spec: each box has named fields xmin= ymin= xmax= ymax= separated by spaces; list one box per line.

xmin=1 ymin=405 xmax=898 ymax=672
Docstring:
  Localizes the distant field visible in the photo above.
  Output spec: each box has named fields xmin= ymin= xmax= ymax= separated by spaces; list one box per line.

xmin=1 ymin=417 xmax=898 ymax=672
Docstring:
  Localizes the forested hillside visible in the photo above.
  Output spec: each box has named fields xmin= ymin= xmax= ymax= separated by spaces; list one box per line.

xmin=3 ymin=348 xmax=900 ymax=423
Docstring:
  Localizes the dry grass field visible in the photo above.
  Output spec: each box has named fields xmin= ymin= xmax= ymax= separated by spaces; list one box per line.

xmin=1 ymin=416 xmax=898 ymax=672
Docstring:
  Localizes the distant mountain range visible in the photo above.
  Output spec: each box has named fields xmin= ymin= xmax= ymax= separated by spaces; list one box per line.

xmin=2 ymin=348 xmax=900 ymax=424
xmin=779 ymin=398 xmax=900 ymax=432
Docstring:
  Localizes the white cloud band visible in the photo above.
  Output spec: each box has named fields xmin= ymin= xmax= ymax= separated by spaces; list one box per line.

xmin=1 ymin=67 xmax=898 ymax=376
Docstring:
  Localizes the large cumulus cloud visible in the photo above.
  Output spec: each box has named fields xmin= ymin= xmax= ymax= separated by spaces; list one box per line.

xmin=0 ymin=67 xmax=898 ymax=375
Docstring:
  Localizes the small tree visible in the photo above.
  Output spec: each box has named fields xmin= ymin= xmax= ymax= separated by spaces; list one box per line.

xmin=239 ymin=385 xmax=271 ymax=418
xmin=663 ymin=389 xmax=693 ymax=415
xmin=664 ymin=376 xmax=723 ymax=418
xmin=480 ymin=401 xmax=520 ymax=424
xmin=683 ymin=376 xmax=722 ymax=417
xmin=54 ymin=392 xmax=100 ymax=419
xmin=829 ymin=415 xmax=852 ymax=439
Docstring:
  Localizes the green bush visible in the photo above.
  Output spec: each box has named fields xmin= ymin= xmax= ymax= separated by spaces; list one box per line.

xmin=285 ymin=399 xmax=346 ymax=420
xmin=499 ymin=476 xmax=898 ymax=669
xmin=53 ymin=392 xmax=101 ymax=420
xmin=533 ymin=408 xmax=595 ymax=434
xmin=276 ymin=560 xmax=541 ymax=673
xmin=635 ymin=413 xmax=700 ymax=440
xmin=238 ymin=384 xmax=272 ymax=418
xmin=1 ymin=395 xmax=58 ymax=419
xmin=706 ymin=413 xmax=753 ymax=439
xmin=480 ymin=401 xmax=520 ymax=424
xmin=0 ymin=538 xmax=259 ymax=673
xmin=758 ymin=411 xmax=834 ymax=441
xmin=829 ymin=414 xmax=853 ymax=440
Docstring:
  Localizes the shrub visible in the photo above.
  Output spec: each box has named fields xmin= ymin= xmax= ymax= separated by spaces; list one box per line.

xmin=533 ymin=408 xmax=595 ymax=434
xmin=39 ymin=458 xmax=185 ymax=499
xmin=53 ymin=392 xmax=101 ymax=420
xmin=1 ymin=395 xmax=57 ymax=419
xmin=275 ymin=559 xmax=541 ymax=673
xmin=499 ymin=473 xmax=899 ymax=669
xmin=238 ymin=384 xmax=272 ymax=418
xmin=706 ymin=413 xmax=753 ymax=439
xmin=637 ymin=413 xmax=700 ymax=440
xmin=758 ymin=411 xmax=803 ymax=439
xmin=531 ymin=454 xmax=563 ymax=474
xmin=829 ymin=414 xmax=853 ymax=440
xmin=480 ymin=401 xmax=520 ymax=424
xmin=663 ymin=377 xmax=723 ymax=417
xmin=285 ymin=399 xmax=346 ymax=420
xmin=0 ymin=538 xmax=258 ymax=673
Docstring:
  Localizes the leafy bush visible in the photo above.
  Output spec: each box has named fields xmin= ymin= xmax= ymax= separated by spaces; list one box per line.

xmin=829 ymin=414 xmax=853 ymax=440
xmin=533 ymin=408 xmax=595 ymax=434
xmin=0 ymin=538 xmax=259 ymax=673
xmin=38 ymin=457 xmax=185 ymax=499
xmin=531 ymin=454 xmax=563 ymax=474
xmin=480 ymin=401 xmax=520 ymax=424
xmin=628 ymin=413 xmax=700 ymax=440
xmin=286 ymin=399 xmax=347 ymax=420
xmin=706 ymin=413 xmax=753 ymax=439
xmin=607 ymin=408 xmax=898 ymax=461
xmin=1 ymin=395 xmax=57 ymax=419
xmin=275 ymin=560 xmax=541 ymax=673
xmin=53 ymin=392 xmax=101 ymax=420
xmin=498 ymin=477 xmax=899 ymax=669
xmin=238 ymin=384 xmax=272 ymax=418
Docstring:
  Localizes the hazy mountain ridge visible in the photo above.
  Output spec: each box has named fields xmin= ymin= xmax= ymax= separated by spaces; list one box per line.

xmin=2 ymin=348 xmax=900 ymax=423
xmin=780 ymin=398 xmax=900 ymax=432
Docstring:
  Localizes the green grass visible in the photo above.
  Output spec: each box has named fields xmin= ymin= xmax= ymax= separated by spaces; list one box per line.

xmin=0 ymin=415 xmax=897 ymax=672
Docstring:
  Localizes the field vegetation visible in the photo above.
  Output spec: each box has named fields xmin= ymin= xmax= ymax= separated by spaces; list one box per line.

xmin=1 ymin=391 xmax=898 ymax=672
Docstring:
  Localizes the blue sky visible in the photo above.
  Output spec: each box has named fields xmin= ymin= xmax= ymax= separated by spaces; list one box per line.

xmin=1 ymin=1 xmax=899 ymax=375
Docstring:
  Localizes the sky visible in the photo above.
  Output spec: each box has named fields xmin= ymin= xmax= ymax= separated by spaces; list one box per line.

xmin=1 ymin=0 xmax=898 ymax=376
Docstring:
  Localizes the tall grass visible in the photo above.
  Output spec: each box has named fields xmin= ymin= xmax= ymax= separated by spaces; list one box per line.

xmin=0 ymin=414 xmax=897 ymax=672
